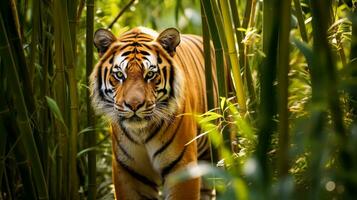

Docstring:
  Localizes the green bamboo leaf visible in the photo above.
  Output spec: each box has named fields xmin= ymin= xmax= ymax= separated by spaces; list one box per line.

xmin=198 ymin=114 xmax=222 ymax=124
xmin=45 ymin=96 xmax=65 ymax=126
xmin=224 ymin=101 xmax=255 ymax=139
xmin=237 ymin=27 xmax=247 ymax=32
xmin=77 ymin=147 xmax=99 ymax=158
xmin=78 ymin=127 xmax=96 ymax=135
xmin=220 ymin=97 xmax=226 ymax=110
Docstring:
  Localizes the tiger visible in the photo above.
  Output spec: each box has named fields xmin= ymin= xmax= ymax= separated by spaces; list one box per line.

xmin=90 ymin=27 xmax=217 ymax=200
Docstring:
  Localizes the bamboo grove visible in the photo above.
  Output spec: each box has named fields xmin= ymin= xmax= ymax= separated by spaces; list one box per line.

xmin=1 ymin=0 xmax=357 ymax=199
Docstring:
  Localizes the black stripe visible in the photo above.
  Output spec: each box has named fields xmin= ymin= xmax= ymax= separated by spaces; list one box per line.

xmin=132 ymin=42 xmax=142 ymax=47
xmin=97 ymin=67 xmax=113 ymax=103
xmin=114 ymin=153 xmax=158 ymax=191
xmin=140 ymin=50 xmax=150 ymax=56
xmin=169 ymin=63 xmax=175 ymax=97
xmin=153 ymin=116 xmax=183 ymax=158
xmin=142 ymin=56 xmax=150 ymax=62
xmin=156 ymin=88 xmax=167 ymax=95
xmin=145 ymin=120 xmax=164 ymax=143
xmin=105 ymin=88 xmax=113 ymax=94
xmin=137 ymin=35 xmax=153 ymax=39
xmin=112 ymin=132 xmax=134 ymax=160
xmin=161 ymin=146 xmax=187 ymax=178
xmin=156 ymin=51 xmax=162 ymax=64
xmin=162 ymin=66 xmax=168 ymax=94
xmin=142 ymin=43 xmax=153 ymax=50
xmin=119 ymin=121 xmax=139 ymax=144
xmin=141 ymin=63 xmax=146 ymax=69
xmin=121 ymin=51 xmax=131 ymax=56
xmin=120 ymin=34 xmax=138 ymax=39
xmin=119 ymin=43 xmax=134 ymax=51
xmin=108 ymin=78 xmax=116 ymax=87
xmin=153 ymin=131 xmax=177 ymax=158
xmin=109 ymin=54 xmax=114 ymax=64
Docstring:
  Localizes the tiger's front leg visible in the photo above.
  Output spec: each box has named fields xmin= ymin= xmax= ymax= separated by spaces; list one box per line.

xmin=112 ymin=157 xmax=160 ymax=200
xmin=163 ymin=176 xmax=200 ymax=200
xmin=111 ymin=124 xmax=161 ymax=200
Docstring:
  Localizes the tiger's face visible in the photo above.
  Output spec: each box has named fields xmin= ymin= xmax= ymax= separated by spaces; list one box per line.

xmin=90 ymin=28 xmax=184 ymax=129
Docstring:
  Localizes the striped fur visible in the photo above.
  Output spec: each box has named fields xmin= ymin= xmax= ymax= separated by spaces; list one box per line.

xmin=90 ymin=27 xmax=217 ymax=200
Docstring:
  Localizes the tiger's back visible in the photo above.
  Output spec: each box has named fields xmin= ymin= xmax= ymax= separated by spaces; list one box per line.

xmin=90 ymin=27 xmax=216 ymax=200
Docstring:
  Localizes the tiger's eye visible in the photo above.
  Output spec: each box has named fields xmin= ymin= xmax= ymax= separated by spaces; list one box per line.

xmin=146 ymin=71 xmax=154 ymax=79
xmin=117 ymin=71 xmax=124 ymax=79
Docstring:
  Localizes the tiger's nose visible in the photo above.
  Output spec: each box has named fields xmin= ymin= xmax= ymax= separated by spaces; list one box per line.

xmin=124 ymin=99 xmax=144 ymax=111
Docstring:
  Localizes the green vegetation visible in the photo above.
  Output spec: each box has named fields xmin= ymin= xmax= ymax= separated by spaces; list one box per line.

xmin=1 ymin=0 xmax=357 ymax=199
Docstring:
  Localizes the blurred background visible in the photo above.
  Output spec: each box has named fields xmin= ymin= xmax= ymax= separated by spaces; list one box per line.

xmin=1 ymin=0 xmax=357 ymax=199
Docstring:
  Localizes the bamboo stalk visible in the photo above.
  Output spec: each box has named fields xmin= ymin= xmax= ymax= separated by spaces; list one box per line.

xmin=200 ymin=2 xmax=220 ymax=165
xmin=201 ymin=5 xmax=215 ymax=111
xmin=201 ymin=0 xmax=228 ymax=98
xmin=61 ymin=1 xmax=79 ymax=199
xmin=209 ymin=0 xmax=231 ymax=96
xmin=4 ymin=0 xmax=37 ymax=120
xmin=229 ymin=0 xmax=256 ymax=109
xmin=242 ymin=0 xmax=253 ymax=31
xmin=67 ymin=0 xmax=78 ymax=55
xmin=277 ymin=0 xmax=292 ymax=178
xmin=293 ymin=0 xmax=308 ymax=42
xmin=249 ymin=0 xmax=259 ymax=28
xmin=53 ymin=0 xmax=68 ymax=198
xmin=256 ymin=0 xmax=280 ymax=192
xmin=86 ymin=0 xmax=97 ymax=199
xmin=77 ymin=0 xmax=85 ymax=22
xmin=0 ymin=12 xmax=49 ymax=200
xmin=59 ymin=0 xmax=80 ymax=198
xmin=201 ymin=0 xmax=233 ymax=154
xmin=309 ymin=0 xmax=346 ymax=139
xmin=29 ymin=0 xmax=40 ymax=87
xmin=38 ymin=0 xmax=50 ymax=186
xmin=220 ymin=0 xmax=247 ymax=114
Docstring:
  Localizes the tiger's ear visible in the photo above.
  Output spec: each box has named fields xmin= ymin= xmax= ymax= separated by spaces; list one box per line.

xmin=94 ymin=28 xmax=116 ymax=57
xmin=157 ymin=28 xmax=180 ymax=56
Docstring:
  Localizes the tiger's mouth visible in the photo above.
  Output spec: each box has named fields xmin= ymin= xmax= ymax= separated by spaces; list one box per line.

xmin=125 ymin=114 xmax=145 ymax=122
xmin=121 ymin=112 xmax=152 ymax=122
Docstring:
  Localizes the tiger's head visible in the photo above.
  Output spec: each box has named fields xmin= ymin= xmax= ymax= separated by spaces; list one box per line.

xmin=90 ymin=27 xmax=184 ymax=129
